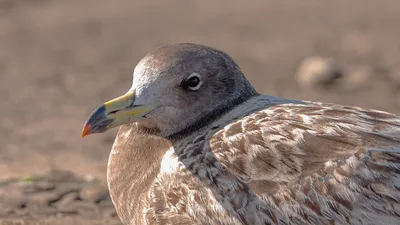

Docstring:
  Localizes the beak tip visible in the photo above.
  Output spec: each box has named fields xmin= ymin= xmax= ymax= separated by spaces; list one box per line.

xmin=81 ymin=124 xmax=91 ymax=138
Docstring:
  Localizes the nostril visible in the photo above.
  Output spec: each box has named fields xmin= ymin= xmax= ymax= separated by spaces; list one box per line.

xmin=109 ymin=110 xmax=120 ymax=114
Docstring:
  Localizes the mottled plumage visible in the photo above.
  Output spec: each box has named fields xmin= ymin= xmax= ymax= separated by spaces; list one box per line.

xmin=83 ymin=43 xmax=400 ymax=225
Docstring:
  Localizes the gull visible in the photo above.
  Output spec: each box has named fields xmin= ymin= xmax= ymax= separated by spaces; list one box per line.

xmin=82 ymin=43 xmax=400 ymax=225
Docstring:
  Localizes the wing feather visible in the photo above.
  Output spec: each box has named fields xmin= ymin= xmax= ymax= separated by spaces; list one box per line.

xmin=210 ymin=103 xmax=400 ymax=184
xmin=209 ymin=103 xmax=400 ymax=224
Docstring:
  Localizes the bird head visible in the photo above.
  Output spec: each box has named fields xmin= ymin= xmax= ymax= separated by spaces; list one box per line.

xmin=82 ymin=43 xmax=257 ymax=138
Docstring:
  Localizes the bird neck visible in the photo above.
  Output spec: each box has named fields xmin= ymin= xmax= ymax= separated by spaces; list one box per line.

xmin=167 ymin=90 xmax=259 ymax=141
xmin=107 ymin=124 xmax=171 ymax=224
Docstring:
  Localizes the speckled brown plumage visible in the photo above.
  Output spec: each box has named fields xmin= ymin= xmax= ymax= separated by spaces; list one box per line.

xmin=108 ymin=96 xmax=400 ymax=225
xmin=86 ymin=43 xmax=400 ymax=225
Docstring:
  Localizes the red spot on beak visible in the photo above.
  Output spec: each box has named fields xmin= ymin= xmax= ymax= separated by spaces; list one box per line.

xmin=81 ymin=124 xmax=91 ymax=138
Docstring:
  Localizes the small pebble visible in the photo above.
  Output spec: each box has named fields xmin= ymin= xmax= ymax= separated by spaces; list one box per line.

xmin=79 ymin=184 xmax=109 ymax=203
xmin=53 ymin=192 xmax=79 ymax=208
xmin=296 ymin=56 xmax=344 ymax=89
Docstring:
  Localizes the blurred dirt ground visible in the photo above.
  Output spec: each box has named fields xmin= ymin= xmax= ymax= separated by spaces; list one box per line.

xmin=1 ymin=0 xmax=400 ymax=224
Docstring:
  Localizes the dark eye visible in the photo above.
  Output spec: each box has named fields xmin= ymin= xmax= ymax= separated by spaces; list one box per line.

xmin=181 ymin=73 xmax=203 ymax=91
xmin=186 ymin=76 xmax=200 ymax=87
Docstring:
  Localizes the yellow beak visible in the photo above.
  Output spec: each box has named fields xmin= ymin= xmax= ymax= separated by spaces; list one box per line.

xmin=82 ymin=90 xmax=153 ymax=137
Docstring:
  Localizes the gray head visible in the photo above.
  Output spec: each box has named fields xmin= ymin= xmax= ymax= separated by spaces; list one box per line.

xmin=82 ymin=43 xmax=258 ymax=138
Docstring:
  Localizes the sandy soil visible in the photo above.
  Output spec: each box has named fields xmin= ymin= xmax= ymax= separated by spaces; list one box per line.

xmin=1 ymin=0 xmax=400 ymax=224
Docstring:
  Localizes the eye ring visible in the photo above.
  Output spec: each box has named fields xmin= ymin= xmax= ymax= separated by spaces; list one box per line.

xmin=181 ymin=73 xmax=203 ymax=91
